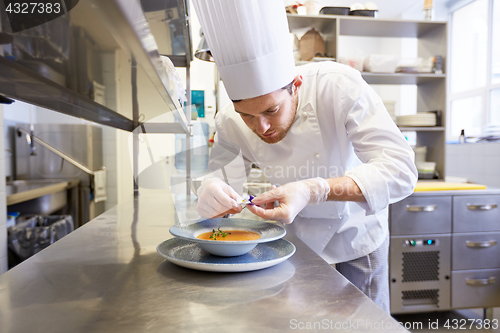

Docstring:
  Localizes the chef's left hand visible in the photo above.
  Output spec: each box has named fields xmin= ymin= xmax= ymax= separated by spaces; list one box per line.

xmin=246 ymin=178 xmax=330 ymax=224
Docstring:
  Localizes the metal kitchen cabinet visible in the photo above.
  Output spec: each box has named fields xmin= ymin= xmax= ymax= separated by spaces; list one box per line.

xmin=390 ymin=196 xmax=451 ymax=235
xmin=451 ymin=194 xmax=500 ymax=309
xmin=389 ymin=189 xmax=500 ymax=314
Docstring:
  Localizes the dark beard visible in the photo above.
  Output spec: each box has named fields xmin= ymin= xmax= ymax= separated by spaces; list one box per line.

xmin=256 ymin=94 xmax=298 ymax=144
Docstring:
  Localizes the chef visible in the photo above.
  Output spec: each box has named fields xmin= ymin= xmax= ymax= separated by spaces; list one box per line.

xmin=192 ymin=0 xmax=417 ymax=313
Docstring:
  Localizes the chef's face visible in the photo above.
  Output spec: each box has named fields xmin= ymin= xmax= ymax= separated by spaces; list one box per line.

xmin=234 ymin=75 xmax=303 ymax=144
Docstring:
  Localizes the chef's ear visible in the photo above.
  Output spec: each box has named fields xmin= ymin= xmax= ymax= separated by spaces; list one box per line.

xmin=292 ymin=75 xmax=303 ymax=94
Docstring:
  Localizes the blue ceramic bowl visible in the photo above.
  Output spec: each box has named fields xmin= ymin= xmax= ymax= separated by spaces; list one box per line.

xmin=169 ymin=218 xmax=286 ymax=257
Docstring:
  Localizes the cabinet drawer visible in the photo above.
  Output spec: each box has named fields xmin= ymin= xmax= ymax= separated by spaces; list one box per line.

xmin=390 ymin=196 xmax=452 ymax=235
xmin=452 ymin=269 xmax=500 ymax=308
xmin=452 ymin=232 xmax=500 ymax=270
xmin=453 ymin=195 xmax=500 ymax=232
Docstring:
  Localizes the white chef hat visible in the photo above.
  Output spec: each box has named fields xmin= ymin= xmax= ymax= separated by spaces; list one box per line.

xmin=192 ymin=0 xmax=295 ymax=101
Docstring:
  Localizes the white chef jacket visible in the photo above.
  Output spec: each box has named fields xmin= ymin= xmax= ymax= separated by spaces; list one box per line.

xmin=210 ymin=61 xmax=417 ymax=264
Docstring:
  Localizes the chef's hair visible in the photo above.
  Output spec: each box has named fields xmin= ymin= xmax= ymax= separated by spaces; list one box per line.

xmin=231 ymin=81 xmax=294 ymax=103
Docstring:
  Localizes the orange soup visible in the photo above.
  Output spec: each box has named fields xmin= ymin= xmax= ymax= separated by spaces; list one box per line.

xmin=197 ymin=230 xmax=261 ymax=241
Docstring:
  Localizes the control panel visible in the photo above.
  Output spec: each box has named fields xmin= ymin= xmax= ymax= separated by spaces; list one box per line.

xmin=404 ymin=239 xmax=437 ymax=247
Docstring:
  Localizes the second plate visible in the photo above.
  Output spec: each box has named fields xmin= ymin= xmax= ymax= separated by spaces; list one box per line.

xmin=157 ymin=238 xmax=296 ymax=272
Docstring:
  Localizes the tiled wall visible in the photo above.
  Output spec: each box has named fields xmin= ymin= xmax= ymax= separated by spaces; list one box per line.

xmin=446 ymin=142 xmax=500 ymax=188
xmin=0 ymin=104 xmax=7 ymax=275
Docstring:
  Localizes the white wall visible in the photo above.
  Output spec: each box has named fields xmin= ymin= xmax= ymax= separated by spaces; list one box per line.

xmin=446 ymin=142 xmax=500 ymax=187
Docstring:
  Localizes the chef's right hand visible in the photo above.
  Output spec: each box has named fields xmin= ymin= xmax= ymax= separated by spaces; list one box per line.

xmin=196 ymin=178 xmax=243 ymax=218
xmin=246 ymin=178 xmax=330 ymax=224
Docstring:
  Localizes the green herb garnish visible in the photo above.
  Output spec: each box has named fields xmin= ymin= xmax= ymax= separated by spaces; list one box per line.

xmin=209 ymin=227 xmax=232 ymax=240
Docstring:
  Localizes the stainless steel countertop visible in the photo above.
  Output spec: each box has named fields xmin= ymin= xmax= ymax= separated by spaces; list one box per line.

xmin=0 ymin=188 xmax=408 ymax=333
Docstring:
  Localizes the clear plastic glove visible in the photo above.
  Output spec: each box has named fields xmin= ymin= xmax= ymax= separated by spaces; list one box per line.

xmin=246 ymin=178 xmax=330 ymax=224
xmin=196 ymin=178 xmax=243 ymax=218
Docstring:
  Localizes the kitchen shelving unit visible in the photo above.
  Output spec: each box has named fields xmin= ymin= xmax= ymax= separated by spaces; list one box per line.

xmin=289 ymin=14 xmax=500 ymax=319
xmin=287 ymin=14 xmax=448 ymax=179
xmin=287 ymin=14 xmax=478 ymax=317
xmin=88 ymin=0 xmax=193 ymax=194
xmin=0 ymin=0 xmax=194 ymax=194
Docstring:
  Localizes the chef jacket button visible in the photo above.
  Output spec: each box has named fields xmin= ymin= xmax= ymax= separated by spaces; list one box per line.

xmin=328 ymin=225 xmax=332 ymax=230
xmin=315 ymin=153 xmax=320 ymax=159
xmin=302 ymin=112 xmax=308 ymax=118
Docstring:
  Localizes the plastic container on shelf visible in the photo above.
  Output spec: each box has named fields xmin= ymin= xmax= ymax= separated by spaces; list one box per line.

xmin=6 ymin=212 xmax=19 ymax=228
xmin=349 ymin=9 xmax=378 ymax=17
xmin=413 ymin=146 xmax=427 ymax=164
xmin=338 ymin=56 xmax=364 ymax=72
xmin=319 ymin=7 xmax=350 ymax=15
xmin=416 ymin=161 xmax=436 ymax=173
xmin=297 ymin=5 xmax=307 ymax=15
xmin=305 ymin=0 xmax=320 ymax=15
xmin=364 ymin=55 xmax=399 ymax=73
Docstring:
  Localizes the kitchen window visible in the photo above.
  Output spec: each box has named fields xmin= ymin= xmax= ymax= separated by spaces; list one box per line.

xmin=448 ymin=0 xmax=500 ymax=140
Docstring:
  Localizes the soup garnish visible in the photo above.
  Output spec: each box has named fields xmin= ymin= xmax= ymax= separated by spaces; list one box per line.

xmin=197 ymin=228 xmax=261 ymax=241
xmin=211 ymin=227 xmax=231 ymax=240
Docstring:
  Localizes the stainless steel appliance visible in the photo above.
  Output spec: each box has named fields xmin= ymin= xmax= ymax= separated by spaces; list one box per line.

xmin=389 ymin=195 xmax=452 ymax=314
xmin=390 ymin=235 xmax=451 ymax=313
xmin=15 ymin=123 xmax=105 ymax=226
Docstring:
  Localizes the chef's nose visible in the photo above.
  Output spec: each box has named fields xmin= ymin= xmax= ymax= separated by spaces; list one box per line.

xmin=255 ymin=117 xmax=271 ymax=134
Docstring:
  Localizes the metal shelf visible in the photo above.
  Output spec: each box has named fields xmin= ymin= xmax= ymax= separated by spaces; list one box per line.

xmin=0 ymin=56 xmax=134 ymax=132
xmin=398 ymin=126 xmax=445 ymax=132
xmin=338 ymin=16 xmax=447 ymax=38
xmin=287 ymin=14 xmax=448 ymax=181
xmin=87 ymin=0 xmax=190 ymax=134
xmin=0 ymin=0 xmax=194 ymax=197
xmin=167 ymin=55 xmax=188 ymax=68
xmin=287 ymin=14 xmax=337 ymax=36
xmin=361 ymin=72 xmax=446 ymax=85
xmin=0 ymin=0 xmax=191 ymax=135
xmin=287 ymin=14 xmax=447 ymax=38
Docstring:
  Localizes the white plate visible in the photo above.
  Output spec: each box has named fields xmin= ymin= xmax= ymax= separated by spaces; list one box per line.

xmin=157 ymin=238 xmax=296 ymax=272
xmin=170 ymin=218 xmax=286 ymax=257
